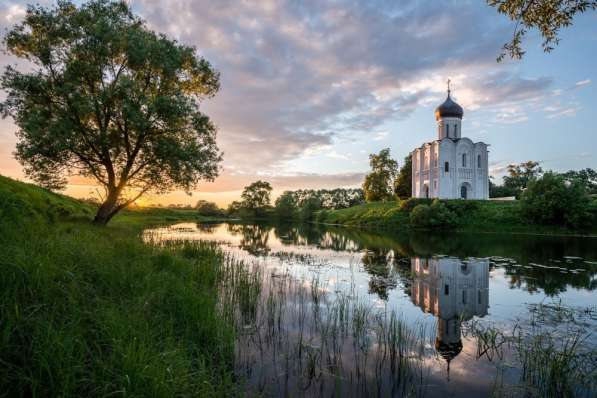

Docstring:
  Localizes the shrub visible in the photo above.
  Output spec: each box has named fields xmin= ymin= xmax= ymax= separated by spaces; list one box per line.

xmin=399 ymin=198 xmax=433 ymax=212
xmin=410 ymin=199 xmax=457 ymax=229
xmin=443 ymin=200 xmax=480 ymax=216
xmin=520 ymin=172 xmax=591 ymax=228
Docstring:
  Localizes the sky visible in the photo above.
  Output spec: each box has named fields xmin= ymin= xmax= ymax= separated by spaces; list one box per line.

xmin=1 ymin=0 xmax=596 ymax=207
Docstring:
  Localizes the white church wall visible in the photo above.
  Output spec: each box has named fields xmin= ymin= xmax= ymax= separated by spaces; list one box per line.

xmin=409 ymin=89 xmax=489 ymax=200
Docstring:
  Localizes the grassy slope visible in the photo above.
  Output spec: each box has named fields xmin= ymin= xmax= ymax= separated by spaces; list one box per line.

xmin=0 ymin=176 xmax=235 ymax=396
xmin=319 ymin=199 xmax=597 ymax=235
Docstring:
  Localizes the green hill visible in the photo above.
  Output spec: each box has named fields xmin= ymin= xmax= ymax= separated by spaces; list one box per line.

xmin=0 ymin=175 xmax=93 ymax=223
xmin=0 ymin=176 xmax=235 ymax=396
xmin=318 ymin=199 xmax=597 ymax=235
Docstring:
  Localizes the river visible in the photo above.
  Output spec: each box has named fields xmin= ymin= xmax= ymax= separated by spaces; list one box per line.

xmin=144 ymin=222 xmax=596 ymax=397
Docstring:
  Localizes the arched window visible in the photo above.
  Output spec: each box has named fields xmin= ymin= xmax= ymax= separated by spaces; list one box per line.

xmin=462 ymin=153 xmax=467 ymax=167
xmin=444 ymin=161 xmax=449 ymax=172
xmin=477 ymin=154 xmax=481 ymax=168
xmin=454 ymin=124 xmax=458 ymax=136
xmin=446 ymin=124 xmax=450 ymax=137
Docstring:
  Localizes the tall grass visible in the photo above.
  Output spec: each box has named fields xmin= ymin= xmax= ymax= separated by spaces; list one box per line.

xmin=0 ymin=220 xmax=236 ymax=396
xmin=467 ymin=304 xmax=597 ymax=398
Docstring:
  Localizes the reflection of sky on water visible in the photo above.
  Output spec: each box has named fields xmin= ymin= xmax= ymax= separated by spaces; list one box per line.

xmin=143 ymin=222 xmax=597 ymax=396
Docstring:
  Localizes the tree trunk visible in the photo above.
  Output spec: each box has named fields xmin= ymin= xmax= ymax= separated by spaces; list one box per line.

xmin=93 ymin=190 xmax=121 ymax=225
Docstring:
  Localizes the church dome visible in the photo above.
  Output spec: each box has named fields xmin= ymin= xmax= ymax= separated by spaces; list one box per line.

xmin=435 ymin=92 xmax=463 ymax=120
xmin=435 ymin=339 xmax=463 ymax=363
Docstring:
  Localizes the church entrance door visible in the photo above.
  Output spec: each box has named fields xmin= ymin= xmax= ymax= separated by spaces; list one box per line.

xmin=460 ymin=185 xmax=467 ymax=199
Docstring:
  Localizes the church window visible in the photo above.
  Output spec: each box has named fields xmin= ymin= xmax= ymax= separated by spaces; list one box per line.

xmin=444 ymin=161 xmax=449 ymax=172
xmin=462 ymin=290 xmax=467 ymax=304
xmin=477 ymin=154 xmax=481 ymax=168
xmin=434 ymin=180 xmax=437 ymax=189
xmin=462 ymin=153 xmax=467 ymax=167
xmin=454 ymin=124 xmax=458 ymax=136
xmin=444 ymin=284 xmax=449 ymax=295
xmin=446 ymin=124 xmax=450 ymax=137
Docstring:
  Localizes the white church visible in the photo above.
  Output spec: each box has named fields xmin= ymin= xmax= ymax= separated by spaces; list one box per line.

xmin=411 ymin=82 xmax=489 ymax=199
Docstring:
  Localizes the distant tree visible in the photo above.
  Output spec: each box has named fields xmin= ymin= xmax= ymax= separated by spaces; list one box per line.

xmin=560 ymin=168 xmax=597 ymax=194
xmin=503 ymin=161 xmax=543 ymax=197
xmin=394 ymin=154 xmax=412 ymax=199
xmin=272 ymin=188 xmax=366 ymax=220
xmin=489 ymin=177 xmax=518 ymax=198
xmin=0 ymin=1 xmax=221 ymax=225
xmin=298 ymin=196 xmax=322 ymax=221
xmin=274 ymin=191 xmax=297 ymax=220
xmin=226 ymin=201 xmax=243 ymax=216
xmin=488 ymin=0 xmax=597 ymax=61
xmin=521 ymin=172 xmax=591 ymax=228
xmin=363 ymin=148 xmax=399 ymax=202
xmin=195 ymin=200 xmax=224 ymax=217
xmin=241 ymin=180 xmax=272 ymax=217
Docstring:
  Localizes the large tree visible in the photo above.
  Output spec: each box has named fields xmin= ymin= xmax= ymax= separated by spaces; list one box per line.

xmin=0 ymin=1 xmax=222 ymax=224
xmin=488 ymin=0 xmax=597 ymax=61
xmin=363 ymin=148 xmax=398 ymax=202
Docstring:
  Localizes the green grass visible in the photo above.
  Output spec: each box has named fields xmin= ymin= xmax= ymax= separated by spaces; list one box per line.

xmin=318 ymin=201 xmax=410 ymax=228
xmin=0 ymin=176 xmax=236 ymax=396
xmin=318 ymin=199 xmax=597 ymax=235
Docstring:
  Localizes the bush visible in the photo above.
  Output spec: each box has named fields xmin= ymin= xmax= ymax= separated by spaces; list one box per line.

xmin=520 ymin=172 xmax=591 ymax=228
xmin=410 ymin=199 xmax=457 ymax=229
xmin=399 ymin=197 xmax=433 ymax=212
xmin=443 ymin=200 xmax=480 ymax=216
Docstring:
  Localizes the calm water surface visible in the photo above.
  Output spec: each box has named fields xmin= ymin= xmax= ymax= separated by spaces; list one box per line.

xmin=144 ymin=222 xmax=597 ymax=397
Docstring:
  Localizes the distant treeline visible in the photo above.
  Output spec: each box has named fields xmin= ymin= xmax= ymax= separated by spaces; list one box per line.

xmin=274 ymin=188 xmax=365 ymax=221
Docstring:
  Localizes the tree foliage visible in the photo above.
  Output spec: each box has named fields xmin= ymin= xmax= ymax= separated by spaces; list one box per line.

xmin=559 ymin=168 xmax=597 ymax=194
xmin=0 ymin=0 xmax=221 ymax=224
xmin=274 ymin=192 xmax=297 ymax=220
xmin=520 ymin=171 xmax=591 ymax=228
xmin=363 ymin=148 xmax=398 ymax=202
xmin=195 ymin=200 xmax=224 ymax=217
xmin=489 ymin=177 xmax=518 ymax=198
xmin=394 ymin=154 xmax=412 ymax=199
xmin=488 ymin=0 xmax=597 ymax=61
xmin=240 ymin=180 xmax=272 ymax=217
xmin=273 ymin=188 xmax=365 ymax=220
xmin=502 ymin=160 xmax=543 ymax=197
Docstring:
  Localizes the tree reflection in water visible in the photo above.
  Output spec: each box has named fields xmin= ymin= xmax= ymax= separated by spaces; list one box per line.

xmin=227 ymin=223 xmax=273 ymax=257
xmin=144 ymin=222 xmax=597 ymax=397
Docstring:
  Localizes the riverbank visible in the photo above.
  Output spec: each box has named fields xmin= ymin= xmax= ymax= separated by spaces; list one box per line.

xmin=0 ymin=176 xmax=236 ymax=396
xmin=316 ymin=199 xmax=597 ymax=236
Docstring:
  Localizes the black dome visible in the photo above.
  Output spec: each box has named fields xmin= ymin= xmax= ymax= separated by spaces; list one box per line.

xmin=435 ymin=93 xmax=463 ymax=120
xmin=435 ymin=339 xmax=463 ymax=363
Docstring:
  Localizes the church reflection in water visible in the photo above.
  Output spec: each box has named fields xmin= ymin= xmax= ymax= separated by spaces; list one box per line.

xmin=410 ymin=257 xmax=489 ymax=375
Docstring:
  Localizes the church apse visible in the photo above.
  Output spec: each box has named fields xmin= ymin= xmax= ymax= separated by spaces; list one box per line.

xmin=410 ymin=256 xmax=489 ymax=377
